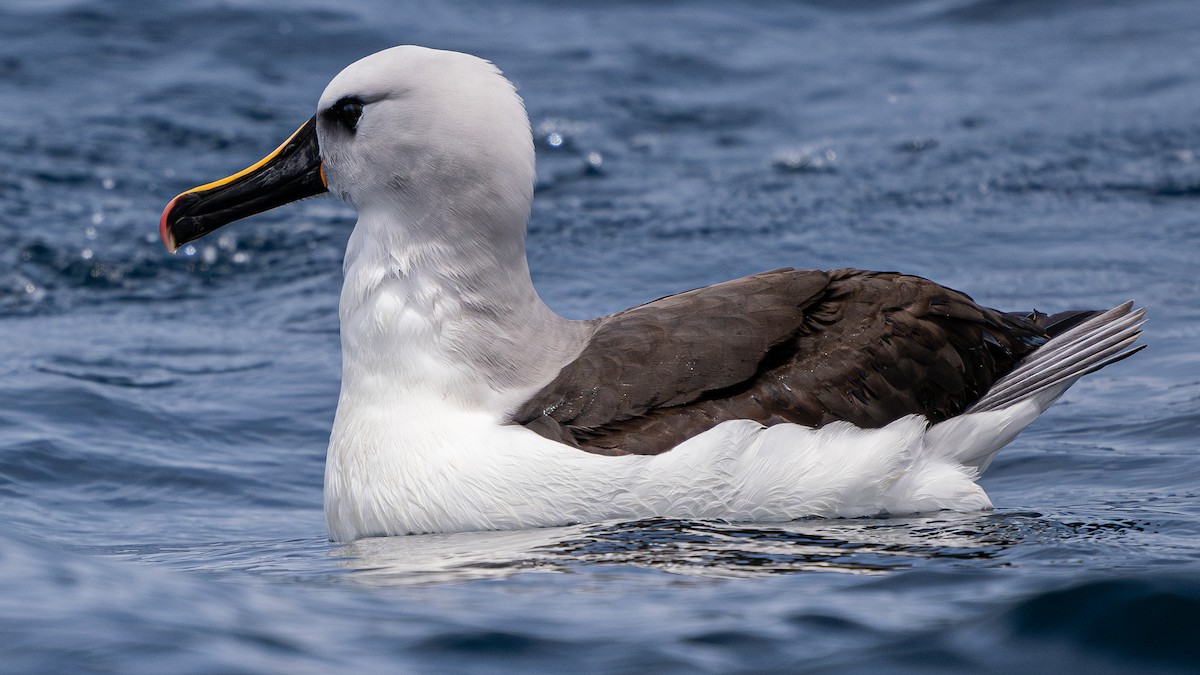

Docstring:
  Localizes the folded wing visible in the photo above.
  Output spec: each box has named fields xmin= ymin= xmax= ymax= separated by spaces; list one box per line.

xmin=512 ymin=268 xmax=1053 ymax=455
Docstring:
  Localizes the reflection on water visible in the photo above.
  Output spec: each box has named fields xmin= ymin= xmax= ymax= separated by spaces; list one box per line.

xmin=332 ymin=512 xmax=1145 ymax=585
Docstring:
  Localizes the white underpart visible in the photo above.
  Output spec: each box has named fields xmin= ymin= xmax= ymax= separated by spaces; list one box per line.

xmin=313 ymin=46 xmax=1142 ymax=542
xmin=324 ymin=385 xmax=1055 ymax=540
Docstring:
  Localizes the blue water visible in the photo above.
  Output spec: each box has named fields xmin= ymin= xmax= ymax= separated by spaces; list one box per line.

xmin=2 ymin=0 xmax=1198 ymax=671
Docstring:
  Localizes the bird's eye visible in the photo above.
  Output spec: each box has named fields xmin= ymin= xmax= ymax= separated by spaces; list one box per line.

xmin=328 ymin=97 xmax=364 ymax=131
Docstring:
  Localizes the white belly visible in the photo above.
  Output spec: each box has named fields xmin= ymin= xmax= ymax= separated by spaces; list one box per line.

xmin=322 ymin=393 xmax=1043 ymax=542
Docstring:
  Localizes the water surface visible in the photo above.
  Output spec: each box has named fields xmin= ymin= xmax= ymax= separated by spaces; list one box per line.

xmin=1 ymin=0 xmax=1198 ymax=671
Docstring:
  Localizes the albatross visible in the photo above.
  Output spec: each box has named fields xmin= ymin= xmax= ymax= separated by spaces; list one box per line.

xmin=160 ymin=46 xmax=1145 ymax=542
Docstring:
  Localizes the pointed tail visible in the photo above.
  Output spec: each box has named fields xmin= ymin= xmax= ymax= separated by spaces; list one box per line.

xmin=968 ymin=301 xmax=1146 ymax=415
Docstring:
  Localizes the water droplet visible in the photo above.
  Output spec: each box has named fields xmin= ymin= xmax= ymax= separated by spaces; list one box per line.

xmin=101 ymin=177 xmax=115 ymax=190
xmin=85 ymin=226 xmax=97 ymax=239
xmin=233 ymin=252 xmax=249 ymax=264
xmin=586 ymin=151 xmax=603 ymax=167
xmin=90 ymin=212 xmax=104 ymax=226
xmin=24 ymin=283 xmax=35 ymax=294
xmin=183 ymin=245 xmax=197 ymax=256
xmin=773 ymin=144 xmax=837 ymax=173
xmin=81 ymin=248 xmax=94 ymax=260
xmin=546 ymin=132 xmax=564 ymax=148
xmin=202 ymin=246 xmax=218 ymax=265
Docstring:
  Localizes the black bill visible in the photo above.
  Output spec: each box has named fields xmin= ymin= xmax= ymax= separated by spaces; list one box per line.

xmin=160 ymin=116 xmax=327 ymax=252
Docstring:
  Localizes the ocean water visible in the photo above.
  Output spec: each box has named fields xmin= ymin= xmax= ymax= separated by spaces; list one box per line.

xmin=1 ymin=0 xmax=1198 ymax=671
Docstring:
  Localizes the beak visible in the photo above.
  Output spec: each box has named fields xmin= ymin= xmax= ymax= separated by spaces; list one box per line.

xmin=159 ymin=116 xmax=327 ymax=252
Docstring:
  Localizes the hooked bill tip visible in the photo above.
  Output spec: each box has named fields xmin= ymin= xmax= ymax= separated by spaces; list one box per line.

xmin=160 ymin=193 xmax=181 ymax=253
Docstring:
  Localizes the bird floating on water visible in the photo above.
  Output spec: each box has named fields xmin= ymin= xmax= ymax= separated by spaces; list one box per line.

xmin=160 ymin=46 xmax=1144 ymax=542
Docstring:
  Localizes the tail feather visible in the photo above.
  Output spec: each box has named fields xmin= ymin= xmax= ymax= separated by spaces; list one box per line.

xmin=968 ymin=301 xmax=1146 ymax=415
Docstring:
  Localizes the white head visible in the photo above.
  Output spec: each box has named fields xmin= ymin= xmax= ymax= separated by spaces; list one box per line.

xmin=309 ymin=47 xmax=585 ymax=400
xmin=160 ymin=46 xmax=583 ymax=403
xmin=315 ymin=46 xmax=536 ymax=254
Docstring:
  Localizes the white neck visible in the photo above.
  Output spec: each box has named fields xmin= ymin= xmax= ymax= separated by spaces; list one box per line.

xmin=341 ymin=186 xmax=595 ymax=400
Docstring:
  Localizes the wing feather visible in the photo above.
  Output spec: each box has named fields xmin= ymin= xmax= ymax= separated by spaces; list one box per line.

xmin=512 ymin=268 xmax=1049 ymax=455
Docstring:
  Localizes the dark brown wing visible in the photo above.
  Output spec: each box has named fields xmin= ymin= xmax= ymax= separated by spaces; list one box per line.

xmin=511 ymin=268 xmax=1049 ymax=455
xmin=511 ymin=268 xmax=829 ymax=452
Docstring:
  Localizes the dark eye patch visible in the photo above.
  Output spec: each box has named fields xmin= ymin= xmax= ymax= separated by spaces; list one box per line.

xmin=326 ymin=97 xmax=364 ymax=131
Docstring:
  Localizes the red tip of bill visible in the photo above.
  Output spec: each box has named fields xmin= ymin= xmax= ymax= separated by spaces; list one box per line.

xmin=160 ymin=193 xmax=181 ymax=253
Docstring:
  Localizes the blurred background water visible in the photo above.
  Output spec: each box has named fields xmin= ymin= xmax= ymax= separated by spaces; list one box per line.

xmin=1 ymin=0 xmax=1198 ymax=671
